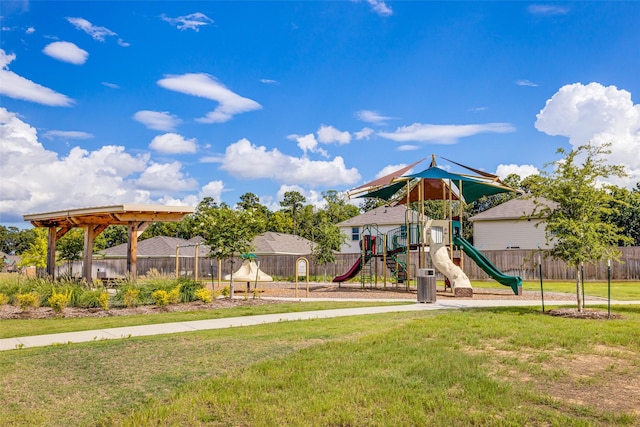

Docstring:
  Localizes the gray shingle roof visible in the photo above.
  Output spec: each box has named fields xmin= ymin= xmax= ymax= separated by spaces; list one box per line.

xmin=98 ymin=232 xmax=314 ymax=258
xmin=337 ymin=205 xmax=420 ymax=227
xmin=252 ymin=232 xmax=315 ymax=255
xmin=469 ymin=197 xmax=554 ymax=221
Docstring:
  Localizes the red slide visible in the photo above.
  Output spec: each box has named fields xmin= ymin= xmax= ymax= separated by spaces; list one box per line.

xmin=332 ymin=253 xmax=372 ymax=283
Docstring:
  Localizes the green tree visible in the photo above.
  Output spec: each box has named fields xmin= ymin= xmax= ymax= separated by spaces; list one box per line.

xmin=266 ymin=211 xmax=293 ymax=233
xmin=528 ymin=143 xmax=632 ymax=311
xmin=322 ymin=190 xmax=360 ymax=224
xmin=311 ymin=215 xmax=347 ymax=281
xmin=359 ymin=197 xmax=386 ymax=212
xmin=202 ymin=206 xmax=259 ymax=298
xmin=17 ymin=228 xmax=48 ymax=269
xmin=57 ymin=228 xmax=84 ymax=276
xmin=606 ymin=184 xmax=640 ymax=246
xmin=101 ymin=225 xmax=128 ymax=248
xmin=237 ymin=192 xmax=268 ymax=235
xmin=0 ymin=226 xmax=37 ymax=254
xmin=280 ymin=191 xmax=306 ymax=235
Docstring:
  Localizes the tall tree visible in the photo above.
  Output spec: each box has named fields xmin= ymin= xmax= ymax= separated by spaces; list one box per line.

xmin=606 ymin=184 xmax=640 ymax=246
xmin=528 ymin=143 xmax=632 ymax=311
xmin=237 ymin=192 xmax=269 ymax=235
xmin=322 ymin=190 xmax=360 ymax=224
xmin=280 ymin=191 xmax=306 ymax=235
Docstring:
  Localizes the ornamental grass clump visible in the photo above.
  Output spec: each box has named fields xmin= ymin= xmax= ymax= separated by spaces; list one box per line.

xmin=48 ymin=288 xmax=72 ymax=313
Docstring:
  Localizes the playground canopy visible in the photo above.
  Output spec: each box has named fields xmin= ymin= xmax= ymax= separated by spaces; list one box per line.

xmin=353 ymin=155 xmax=518 ymax=204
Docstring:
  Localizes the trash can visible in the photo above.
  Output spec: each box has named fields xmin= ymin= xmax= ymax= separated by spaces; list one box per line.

xmin=417 ymin=268 xmax=437 ymax=303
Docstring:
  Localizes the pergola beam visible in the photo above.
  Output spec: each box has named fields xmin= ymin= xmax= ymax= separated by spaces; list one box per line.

xmin=24 ymin=205 xmax=195 ymax=283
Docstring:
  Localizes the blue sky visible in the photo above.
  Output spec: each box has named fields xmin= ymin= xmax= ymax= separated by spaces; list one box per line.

xmin=1 ymin=1 xmax=639 ymax=227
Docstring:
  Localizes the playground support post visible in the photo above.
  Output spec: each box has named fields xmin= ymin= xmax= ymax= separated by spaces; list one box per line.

xmin=581 ymin=262 xmax=585 ymax=311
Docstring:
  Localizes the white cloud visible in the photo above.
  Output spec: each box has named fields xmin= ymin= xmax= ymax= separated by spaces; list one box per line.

xmin=66 ymin=17 xmax=116 ymax=41
xmin=220 ymin=138 xmax=361 ymax=187
xmin=117 ymin=38 xmax=130 ymax=47
xmin=398 ymin=144 xmax=420 ymax=151
xmin=516 ymin=79 xmax=538 ymax=87
xmin=317 ymin=124 xmax=351 ymax=144
xmin=149 ymin=133 xmax=197 ymax=154
xmin=0 ymin=49 xmax=73 ymax=106
xmin=26 ymin=27 xmax=35 ymax=34
xmin=364 ymin=0 xmax=393 ymax=17
xmin=101 ymin=81 xmax=119 ymax=89
xmin=198 ymin=181 xmax=224 ymax=202
xmin=354 ymin=127 xmax=374 ymax=140
xmin=161 ymin=12 xmax=213 ymax=31
xmin=495 ymin=164 xmax=539 ymax=180
xmin=375 ymin=163 xmax=408 ymax=179
xmin=43 ymin=41 xmax=88 ymax=65
xmin=157 ymin=73 xmax=261 ymax=123
xmin=260 ymin=79 xmax=279 ymax=85
xmin=136 ymin=162 xmax=198 ymax=192
xmin=0 ymin=108 xmax=200 ymax=222
xmin=288 ymin=133 xmax=328 ymax=157
xmin=378 ymin=122 xmax=515 ymax=144
xmin=535 ymin=82 xmax=640 ymax=188
xmin=528 ymin=5 xmax=569 ymax=16
xmin=133 ymin=110 xmax=182 ymax=131
xmin=356 ymin=110 xmax=393 ymax=125
xmin=43 ymin=130 xmax=94 ymax=140
xmin=275 ymin=185 xmax=326 ymax=210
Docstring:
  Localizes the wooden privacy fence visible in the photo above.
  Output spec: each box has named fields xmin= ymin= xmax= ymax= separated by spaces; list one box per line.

xmin=57 ymin=246 xmax=640 ymax=282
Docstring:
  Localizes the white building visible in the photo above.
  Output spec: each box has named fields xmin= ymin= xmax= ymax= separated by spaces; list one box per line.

xmin=469 ymin=197 xmax=554 ymax=250
xmin=336 ymin=205 xmax=420 ymax=254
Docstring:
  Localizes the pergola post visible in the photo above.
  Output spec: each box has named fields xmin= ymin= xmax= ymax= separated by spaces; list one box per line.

xmin=127 ymin=221 xmax=150 ymax=282
xmin=47 ymin=227 xmax=57 ymax=279
xmin=82 ymin=225 xmax=95 ymax=283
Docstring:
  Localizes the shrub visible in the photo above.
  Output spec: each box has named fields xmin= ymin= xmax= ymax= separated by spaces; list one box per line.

xmin=221 ymin=286 xmax=230 ymax=298
xmin=78 ymin=289 xmax=110 ymax=310
xmin=151 ymin=289 xmax=169 ymax=307
xmin=15 ymin=292 xmax=40 ymax=312
xmin=194 ymin=288 xmax=213 ymax=303
xmin=48 ymin=288 xmax=72 ymax=313
xmin=122 ymin=288 xmax=140 ymax=308
xmin=0 ymin=293 xmax=9 ymax=305
xmin=98 ymin=292 xmax=109 ymax=311
xmin=167 ymin=285 xmax=181 ymax=304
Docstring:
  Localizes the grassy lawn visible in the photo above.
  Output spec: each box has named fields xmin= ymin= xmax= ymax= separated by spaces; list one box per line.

xmin=0 ymin=301 xmax=408 ymax=339
xmin=471 ymin=280 xmax=640 ymax=300
xmin=1 ymin=305 xmax=639 ymax=426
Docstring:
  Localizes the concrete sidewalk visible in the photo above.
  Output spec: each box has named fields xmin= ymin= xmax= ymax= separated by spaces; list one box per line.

xmin=1 ymin=298 xmax=635 ymax=352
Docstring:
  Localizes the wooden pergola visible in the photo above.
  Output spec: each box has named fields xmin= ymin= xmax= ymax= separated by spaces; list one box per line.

xmin=23 ymin=204 xmax=195 ymax=283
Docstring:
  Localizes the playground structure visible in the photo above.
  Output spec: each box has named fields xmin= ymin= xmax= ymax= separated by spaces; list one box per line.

xmin=224 ymin=254 xmax=273 ymax=292
xmin=332 ymin=155 xmax=523 ymax=297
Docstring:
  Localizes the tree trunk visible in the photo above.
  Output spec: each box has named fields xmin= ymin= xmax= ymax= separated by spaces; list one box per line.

xmin=575 ymin=267 xmax=583 ymax=312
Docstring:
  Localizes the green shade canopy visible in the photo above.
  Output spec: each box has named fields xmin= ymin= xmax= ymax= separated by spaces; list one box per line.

xmin=406 ymin=166 xmax=515 ymax=203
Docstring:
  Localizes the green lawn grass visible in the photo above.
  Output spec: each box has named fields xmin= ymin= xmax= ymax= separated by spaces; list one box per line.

xmin=0 ymin=301 xmax=409 ymax=339
xmin=1 ymin=305 xmax=639 ymax=426
xmin=471 ymin=280 xmax=640 ymax=300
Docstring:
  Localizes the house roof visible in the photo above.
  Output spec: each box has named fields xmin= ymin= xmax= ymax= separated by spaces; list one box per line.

xmin=469 ymin=197 xmax=554 ymax=221
xmin=100 ymin=236 xmax=209 ymax=258
xmin=252 ymin=232 xmax=314 ymax=255
xmin=337 ymin=205 xmax=420 ymax=227
xmin=98 ymin=232 xmax=314 ymax=258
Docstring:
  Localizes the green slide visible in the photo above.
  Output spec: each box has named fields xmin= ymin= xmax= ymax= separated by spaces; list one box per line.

xmin=453 ymin=235 xmax=522 ymax=295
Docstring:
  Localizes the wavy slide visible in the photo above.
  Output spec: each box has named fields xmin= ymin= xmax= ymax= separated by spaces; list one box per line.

xmin=333 ymin=252 xmax=373 ymax=283
xmin=453 ymin=235 xmax=522 ymax=295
